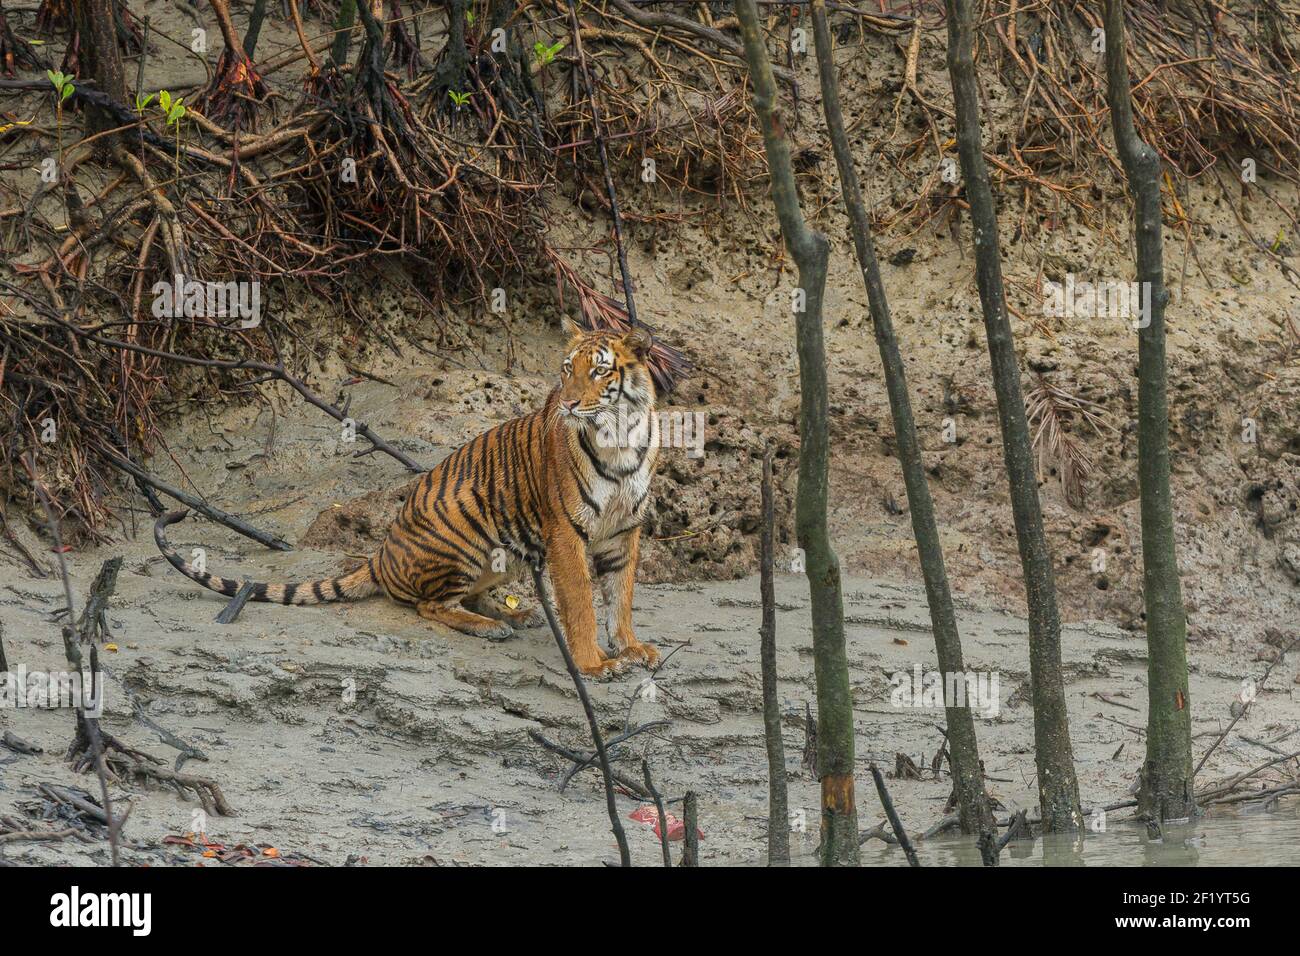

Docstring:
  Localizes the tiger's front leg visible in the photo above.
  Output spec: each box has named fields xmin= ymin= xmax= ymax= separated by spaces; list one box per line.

xmin=595 ymin=527 xmax=659 ymax=668
xmin=545 ymin=524 xmax=623 ymax=677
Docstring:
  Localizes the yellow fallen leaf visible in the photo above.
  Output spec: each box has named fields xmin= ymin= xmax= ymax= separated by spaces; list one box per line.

xmin=504 ymin=595 xmax=520 ymax=610
xmin=104 ymin=643 xmax=119 ymax=652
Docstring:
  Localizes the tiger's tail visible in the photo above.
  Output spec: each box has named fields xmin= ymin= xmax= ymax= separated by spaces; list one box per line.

xmin=153 ymin=510 xmax=380 ymax=605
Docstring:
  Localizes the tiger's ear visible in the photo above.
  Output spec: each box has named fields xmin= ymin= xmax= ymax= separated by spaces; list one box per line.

xmin=561 ymin=315 xmax=585 ymax=340
xmin=621 ymin=326 xmax=653 ymax=359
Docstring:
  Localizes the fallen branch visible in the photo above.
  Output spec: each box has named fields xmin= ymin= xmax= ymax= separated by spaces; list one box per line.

xmin=100 ymin=455 xmax=292 ymax=552
xmin=641 ymin=760 xmax=672 ymax=867
xmin=1193 ymin=635 xmax=1298 ymax=779
xmin=215 ymin=581 xmax=257 ymax=624
xmin=1195 ymin=749 xmax=1300 ymax=803
xmin=26 ymin=463 xmax=122 ymax=866
xmin=0 ymin=827 xmax=79 ymax=845
xmin=608 ymin=0 xmax=798 ymax=86
xmin=528 ymin=730 xmax=649 ymax=798
xmin=558 ymin=720 xmax=670 ymax=791
xmin=869 ymin=763 xmax=919 ymax=867
xmin=531 ymin=565 xmax=631 ymax=866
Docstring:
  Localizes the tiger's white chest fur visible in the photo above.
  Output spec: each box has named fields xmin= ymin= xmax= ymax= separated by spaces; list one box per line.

xmin=573 ymin=404 xmax=659 ymax=543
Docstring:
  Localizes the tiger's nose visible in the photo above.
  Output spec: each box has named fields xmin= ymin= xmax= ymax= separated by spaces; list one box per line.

xmin=561 ymin=399 xmax=579 ymax=412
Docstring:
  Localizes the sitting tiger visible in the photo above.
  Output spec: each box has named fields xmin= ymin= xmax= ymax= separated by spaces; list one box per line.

xmin=155 ymin=317 xmax=662 ymax=676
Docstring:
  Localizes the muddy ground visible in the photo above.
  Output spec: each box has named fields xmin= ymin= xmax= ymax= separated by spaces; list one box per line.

xmin=1 ymin=347 xmax=1298 ymax=866
xmin=1 ymin=3 xmax=1299 ymax=864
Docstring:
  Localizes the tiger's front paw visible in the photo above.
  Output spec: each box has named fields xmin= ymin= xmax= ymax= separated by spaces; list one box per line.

xmin=617 ymin=639 xmax=660 ymax=669
xmin=575 ymin=653 xmax=626 ymax=679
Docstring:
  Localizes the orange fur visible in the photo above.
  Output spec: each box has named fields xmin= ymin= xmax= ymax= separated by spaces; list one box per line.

xmin=156 ymin=320 xmax=662 ymax=676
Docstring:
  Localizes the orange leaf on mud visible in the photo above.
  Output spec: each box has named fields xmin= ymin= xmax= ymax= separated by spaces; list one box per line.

xmin=653 ymin=813 xmax=704 ymax=843
xmin=628 ymin=805 xmax=704 ymax=842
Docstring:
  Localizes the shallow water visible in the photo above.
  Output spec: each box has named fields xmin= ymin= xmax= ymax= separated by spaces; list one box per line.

xmin=854 ymin=804 xmax=1300 ymax=866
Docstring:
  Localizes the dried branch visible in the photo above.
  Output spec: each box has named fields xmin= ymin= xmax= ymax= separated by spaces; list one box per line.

xmin=531 ymin=566 xmax=631 ymax=866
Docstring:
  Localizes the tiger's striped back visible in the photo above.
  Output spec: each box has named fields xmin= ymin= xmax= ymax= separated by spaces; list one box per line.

xmin=371 ymin=406 xmax=554 ymax=605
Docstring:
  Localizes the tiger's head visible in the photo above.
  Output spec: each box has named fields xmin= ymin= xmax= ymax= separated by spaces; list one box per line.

xmin=556 ymin=317 xmax=655 ymax=425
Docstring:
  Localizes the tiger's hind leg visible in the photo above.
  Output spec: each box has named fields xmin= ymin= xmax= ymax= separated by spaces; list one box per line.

xmin=463 ymin=591 xmax=546 ymax=629
xmin=417 ymin=599 xmax=514 ymax=642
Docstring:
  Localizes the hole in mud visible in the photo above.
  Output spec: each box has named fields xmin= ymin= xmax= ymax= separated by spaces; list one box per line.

xmin=1084 ymin=524 xmax=1111 ymax=548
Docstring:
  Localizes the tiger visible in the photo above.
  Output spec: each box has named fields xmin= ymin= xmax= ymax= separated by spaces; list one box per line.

xmin=154 ymin=317 xmax=662 ymax=676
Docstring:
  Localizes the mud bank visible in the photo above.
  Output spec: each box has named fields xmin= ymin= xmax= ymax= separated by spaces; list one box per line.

xmin=1 ymin=364 xmax=1297 ymax=865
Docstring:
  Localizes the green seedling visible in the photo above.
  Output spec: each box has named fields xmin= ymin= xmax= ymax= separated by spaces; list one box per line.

xmin=47 ymin=69 xmax=75 ymax=104
xmin=534 ymin=39 xmax=564 ymax=67
xmin=448 ymin=90 xmax=471 ymax=108
xmin=156 ymin=90 xmax=188 ymax=186
xmin=46 ymin=69 xmax=75 ymax=167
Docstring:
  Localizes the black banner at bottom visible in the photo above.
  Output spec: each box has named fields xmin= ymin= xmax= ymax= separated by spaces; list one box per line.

xmin=2 ymin=865 xmax=1281 ymax=942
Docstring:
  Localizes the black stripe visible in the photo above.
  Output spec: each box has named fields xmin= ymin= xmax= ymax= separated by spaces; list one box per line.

xmin=423 ymin=567 xmax=474 ymax=594
xmin=401 ymin=507 xmax=478 ymax=566
xmin=454 ymin=444 xmax=473 ymax=490
xmin=470 ymin=487 xmax=500 ymax=546
xmin=573 ymin=465 xmax=603 ymax=515
xmin=436 ymin=449 xmax=455 ymax=499
xmin=378 ymin=548 xmax=418 ymax=602
xmin=312 ymin=580 xmax=325 ymax=602
xmin=283 ymin=583 xmax=299 ymax=605
xmin=454 ymin=497 xmax=494 ymax=550
xmin=610 ymin=520 xmax=642 ymax=539
xmin=430 ymin=498 xmax=485 ymax=558
xmin=486 ymin=433 xmax=500 ymax=515
xmin=417 ymin=472 xmax=435 ymax=512
xmin=564 ymin=508 xmax=589 ymax=542
xmin=594 ymin=556 xmax=628 ymax=577
xmin=505 ymin=425 xmax=538 ymax=547
xmin=399 ymin=510 xmax=472 ymax=567
xmin=578 ymin=428 xmax=618 ymax=481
